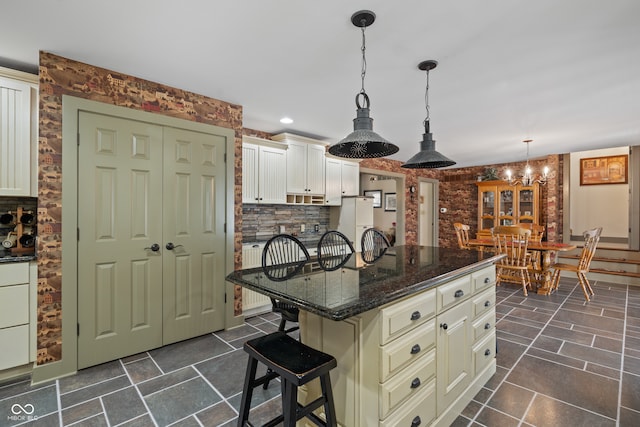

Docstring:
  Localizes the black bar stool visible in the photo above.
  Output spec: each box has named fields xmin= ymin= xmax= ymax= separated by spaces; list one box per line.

xmin=237 ymin=331 xmax=338 ymax=427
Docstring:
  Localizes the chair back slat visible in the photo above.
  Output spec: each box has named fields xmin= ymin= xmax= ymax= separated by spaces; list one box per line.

xmin=454 ymin=223 xmax=471 ymax=249
xmin=492 ymin=227 xmax=532 ymax=267
xmin=318 ymin=230 xmax=355 ymax=257
xmin=577 ymin=227 xmax=603 ymax=271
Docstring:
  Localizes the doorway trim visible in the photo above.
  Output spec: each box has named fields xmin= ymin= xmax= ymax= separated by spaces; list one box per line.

xmin=32 ymin=96 xmax=236 ymax=383
xmin=359 ymin=167 xmax=406 ymax=245
xmin=418 ymin=178 xmax=439 ymax=246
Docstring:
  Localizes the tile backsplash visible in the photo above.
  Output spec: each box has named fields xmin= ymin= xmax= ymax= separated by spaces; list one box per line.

xmin=242 ymin=204 xmax=331 ymax=242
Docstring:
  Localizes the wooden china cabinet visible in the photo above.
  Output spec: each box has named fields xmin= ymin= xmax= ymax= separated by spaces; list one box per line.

xmin=475 ymin=180 xmax=541 ymax=239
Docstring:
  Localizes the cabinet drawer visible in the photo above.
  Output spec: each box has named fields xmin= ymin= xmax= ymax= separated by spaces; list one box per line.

xmin=472 ymin=310 xmax=495 ymax=343
xmin=379 ymin=349 xmax=436 ymax=419
xmin=0 ymin=324 xmax=29 ymax=370
xmin=379 ymin=319 xmax=435 ymax=382
xmin=436 ymin=275 xmax=472 ymax=312
xmin=0 ymin=284 xmax=29 ymax=328
xmin=472 ymin=331 xmax=496 ymax=377
xmin=472 ymin=287 xmax=496 ymax=319
xmin=472 ymin=266 xmax=496 ymax=292
xmin=379 ymin=376 xmax=436 ymax=427
xmin=380 ymin=290 xmax=435 ymax=345
xmin=0 ymin=262 xmax=29 ymax=287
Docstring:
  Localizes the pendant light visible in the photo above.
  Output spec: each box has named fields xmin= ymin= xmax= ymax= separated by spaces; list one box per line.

xmin=402 ymin=60 xmax=456 ymax=169
xmin=328 ymin=10 xmax=399 ymax=159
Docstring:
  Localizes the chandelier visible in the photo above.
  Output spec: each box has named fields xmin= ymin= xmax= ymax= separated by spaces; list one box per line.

xmin=402 ymin=60 xmax=456 ymax=169
xmin=328 ymin=10 xmax=399 ymax=159
xmin=505 ymin=139 xmax=549 ymax=186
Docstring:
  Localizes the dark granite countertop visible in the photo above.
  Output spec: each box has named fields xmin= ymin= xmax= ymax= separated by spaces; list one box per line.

xmin=0 ymin=250 xmax=36 ymax=263
xmin=226 ymin=245 xmax=503 ymax=321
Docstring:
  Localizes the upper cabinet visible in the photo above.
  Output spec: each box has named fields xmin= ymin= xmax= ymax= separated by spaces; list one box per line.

xmin=0 ymin=67 xmax=38 ymax=197
xmin=272 ymin=133 xmax=326 ymax=196
xmin=242 ymin=136 xmax=288 ymax=204
xmin=475 ymin=180 xmax=541 ymax=238
xmin=325 ymin=156 xmax=360 ymax=206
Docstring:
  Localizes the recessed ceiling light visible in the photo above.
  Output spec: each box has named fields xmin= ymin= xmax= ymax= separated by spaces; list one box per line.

xmin=280 ymin=117 xmax=293 ymax=124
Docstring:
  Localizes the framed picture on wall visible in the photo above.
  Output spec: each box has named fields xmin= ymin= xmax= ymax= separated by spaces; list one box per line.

xmin=384 ymin=193 xmax=397 ymax=211
xmin=364 ymin=190 xmax=382 ymax=208
xmin=580 ymin=154 xmax=628 ymax=185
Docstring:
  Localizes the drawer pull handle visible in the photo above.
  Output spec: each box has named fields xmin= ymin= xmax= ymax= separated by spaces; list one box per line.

xmin=410 ymin=344 xmax=421 ymax=354
xmin=484 ymin=322 xmax=491 ymax=330
xmin=454 ymin=289 xmax=464 ymax=298
xmin=440 ymin=323 xmax=448 ymax=330
xmin=410 ymin=311 xmax=421 ymax=321
xmin=484 ymin=277 xmax=490 ymax=283
xmin=485 ymin=349 xmax=491 ymax=356
xmin=410 ymin=377 xmax=421 ymax=389
xmin=411 ymin=416 xmax=422 ymax=427
xmin=484 ymin=300 xmax=491 ymax=307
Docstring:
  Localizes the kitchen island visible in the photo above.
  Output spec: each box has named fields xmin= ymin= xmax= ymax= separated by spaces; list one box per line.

xmin=226 ymin=245 xmax=503 ymax=426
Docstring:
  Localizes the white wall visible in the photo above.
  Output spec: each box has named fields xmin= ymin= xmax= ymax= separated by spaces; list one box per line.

xmin=361 ymin=174 xmax=397 ymax=234
xmin=569 ymin=146 xmax=629 ymax=243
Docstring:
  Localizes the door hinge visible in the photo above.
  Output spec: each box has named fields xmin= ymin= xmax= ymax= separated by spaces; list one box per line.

xmin=224 ymin=153 xmax=227 ymax=163
xmin=224 ymin=223 xmax=227 ymax=233
xmin=77 ymin=133 xmax=80 ymax=146
xmin=77 ymin=323 xmax=80 ymax=336
xmin=77 ymin=228 xmax=80 ymax=241
xmin=224 ymin=293 xmax=227 ymax=304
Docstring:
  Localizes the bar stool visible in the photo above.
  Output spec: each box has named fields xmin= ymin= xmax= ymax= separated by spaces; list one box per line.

xmin=237 ymin=331 xmax=338 ymax=427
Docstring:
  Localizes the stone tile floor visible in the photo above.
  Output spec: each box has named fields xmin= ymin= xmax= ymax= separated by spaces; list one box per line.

xmin=1 ymin=277 xmax=639 ymax=426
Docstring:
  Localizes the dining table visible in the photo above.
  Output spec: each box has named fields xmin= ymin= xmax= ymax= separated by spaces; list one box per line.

xmin=467 ymin=238 xmax=577 ymax=295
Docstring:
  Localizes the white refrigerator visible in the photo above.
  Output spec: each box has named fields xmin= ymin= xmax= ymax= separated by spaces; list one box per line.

xmin=334 ymin=196 xmax=374 ymax=252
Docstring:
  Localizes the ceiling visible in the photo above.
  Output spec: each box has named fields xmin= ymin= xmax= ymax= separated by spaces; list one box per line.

xmin=2 ymin=0 xmax=639 ymax=168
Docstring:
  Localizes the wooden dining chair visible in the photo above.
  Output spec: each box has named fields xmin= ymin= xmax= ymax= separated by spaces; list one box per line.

xmin=515 ymin=223 xmax=545 ymax=273
xmin=317 ymin=230 xmax=355 ymax=271
xmin=491 ymin=226 xmax=533 ymax=296
xmin=453 ymin=223 xmax=472 ymax=250
xmin=550 ymin=227 xmax=602 ymax=301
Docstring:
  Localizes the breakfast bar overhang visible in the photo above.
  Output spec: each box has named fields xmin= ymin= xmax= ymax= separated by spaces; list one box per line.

xmin=226 ymin=246 xmax=504 ymax=426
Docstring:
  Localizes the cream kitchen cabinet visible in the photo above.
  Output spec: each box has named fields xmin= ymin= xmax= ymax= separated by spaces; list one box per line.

xmin=0 ymin=67 xmax=38 ymax=197
xmin=273 ymin=133 xmax=326 ymax=196
xmin=0 ymin=262 xmax=37 ymax=374
xmin=301 ymin=264 xmax=497 ymax=426
xmin=241 ymin=243 xmax=271 ymax=315
xmin=325 ymin=156 xmax=360 ymax=206
xmin=242 ymin=136 xmax=287 ymax=204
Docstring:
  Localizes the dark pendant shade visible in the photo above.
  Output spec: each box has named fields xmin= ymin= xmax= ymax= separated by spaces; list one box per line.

xmin=328 ymin=103 xmax=399 ymax=159
xmin=402 ymin=122 xmax=456 ymax=169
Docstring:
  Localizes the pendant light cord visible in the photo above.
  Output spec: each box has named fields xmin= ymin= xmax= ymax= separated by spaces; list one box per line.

xmin=424 ymin=67 xmax=431 ymax=126
xmin=360 ymin=24 xmax=367 ymax=95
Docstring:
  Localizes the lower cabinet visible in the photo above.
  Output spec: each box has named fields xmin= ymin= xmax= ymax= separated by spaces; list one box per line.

xmin=301 ymin=265 xmax=497 ymax=427
xmin=241 ymin=244 xmax=271 ymax=316
xmin=0 ymin=262 xmax=37 ymax=373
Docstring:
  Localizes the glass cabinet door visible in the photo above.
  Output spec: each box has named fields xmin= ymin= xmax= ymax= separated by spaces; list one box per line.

xmin=518 ymin=187 xmax=535 ymax=223
xmin=499 ymin=188 xmax=514 ymax=226
xmin=480 ymin=189 xmax=495 ymax=231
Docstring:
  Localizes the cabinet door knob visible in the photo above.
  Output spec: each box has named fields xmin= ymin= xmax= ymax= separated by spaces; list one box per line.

xmin=454 ymin=290 xmax=464 ymax=298
xmin=440 ymin=323 xmax=448 ymax=330
xmin=411 ymin=416 xmax=422 ymax=427
xmin=410 ymin=377 xmax=421 ymax=389
xmin=485 ymin=349 xmax=491 ymax=356
xmin=484 ymin=277 xmax=490 ymax=283
xmin=410 ymin=344 xmax=421 ymax=354
xmin=484 ymin=300 xmax=491 ymax=307
xmin=410 ymin=311 xmax=421 ymax=321
xmin=484 ymin=322 xmax=491 ymax=330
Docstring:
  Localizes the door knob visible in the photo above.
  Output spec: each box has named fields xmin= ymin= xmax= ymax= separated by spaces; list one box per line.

xmin=166 ymin=242 xmax=183 ymax=250
xmin=144 ymin=243 xmax=160 ymax=252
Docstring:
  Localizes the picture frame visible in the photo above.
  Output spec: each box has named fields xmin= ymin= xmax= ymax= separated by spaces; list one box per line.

xmin=364 ymin=190 xmax=382 ymax=208
xmin=580 ymin=154 xmax=628 ymax=185
xmin=384 ymin=193 xmax=397 ymax=212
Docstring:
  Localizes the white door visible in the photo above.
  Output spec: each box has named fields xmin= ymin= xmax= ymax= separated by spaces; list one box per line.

xmin=77 ymin=112 xmax=226 ymax=368
xmin=419 ymin=181 xmax=436 ymax=246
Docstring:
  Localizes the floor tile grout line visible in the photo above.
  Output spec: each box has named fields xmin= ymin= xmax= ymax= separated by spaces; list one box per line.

xmin=469 ymin=281 xmax=580 ymax=426
xmin=117 ymin=358 xmax=159 ymax=427
xmin=616 ymin=282 xmax=629 ymax=424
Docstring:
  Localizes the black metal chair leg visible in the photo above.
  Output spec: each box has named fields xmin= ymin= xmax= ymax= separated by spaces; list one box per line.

xmin=237 ymin=356 xmax=258 ymax=426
